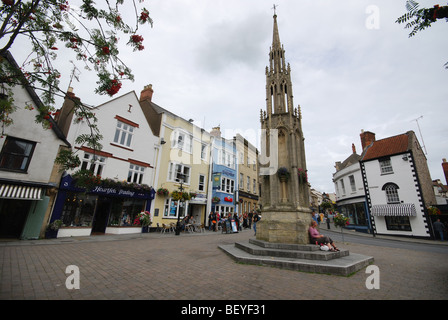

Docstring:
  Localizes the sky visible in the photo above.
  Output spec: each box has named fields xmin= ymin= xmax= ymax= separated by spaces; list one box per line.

xmin=9 ymin=0 xmax=448 ymax=193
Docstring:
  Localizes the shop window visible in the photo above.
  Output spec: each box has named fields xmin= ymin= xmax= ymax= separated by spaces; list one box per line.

xmin=60 ymin=193 xmax=95 ymax=227
xmin=215 ymin=205 xmax=234 ymax=217
xmin=108 ymin=198 xmax=145 ymax=226
xmin=163 ymin=198 xmax=186 ymax=219
xmin=385 ymin=216 xmax=412 ymax=231
xmin=0 ymin=136 xmax=36 ymax=172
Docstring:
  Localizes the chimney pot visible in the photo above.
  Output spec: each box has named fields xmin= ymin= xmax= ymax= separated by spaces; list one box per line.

xmin=140 ymin=84 xmax=154 ymax=102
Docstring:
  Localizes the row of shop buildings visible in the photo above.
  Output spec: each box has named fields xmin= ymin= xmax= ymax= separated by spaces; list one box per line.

xmin=333 ymin=130 xmax=446 ymax=239
xmin=0 ymin=52 xmax=259 ymax=240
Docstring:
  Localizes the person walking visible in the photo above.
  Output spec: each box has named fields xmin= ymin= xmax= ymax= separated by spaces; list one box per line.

xmin=433 ymin=218 xmax=445 ymax=241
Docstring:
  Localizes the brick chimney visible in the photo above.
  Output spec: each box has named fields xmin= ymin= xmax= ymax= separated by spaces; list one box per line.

xmin=360 ymin=130 xmax=376 ymax=150
xmin=442 ymin=158 xmax=448 ymax=185
xmin=140 ymin=84 xmax=153 ymax=102
xmin=56 ymin=87 xmax=78 ymax=137
xmin=352 ymin=143 xmax=356 ymax=154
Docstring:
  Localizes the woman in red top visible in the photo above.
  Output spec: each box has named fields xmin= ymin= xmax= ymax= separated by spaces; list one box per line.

xmin=309 ymin=220 xmax=340 ymax=251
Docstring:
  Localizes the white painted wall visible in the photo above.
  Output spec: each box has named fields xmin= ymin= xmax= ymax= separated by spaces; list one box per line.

xmin=364 ymin=153 xmax=428 ymax=237
xmin=0 ymin=84 xmax=65 ymax=184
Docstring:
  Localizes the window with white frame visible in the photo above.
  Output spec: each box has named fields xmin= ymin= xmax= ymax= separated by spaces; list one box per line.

xmin=221 ymin=177 xmax=235 ymax=194
xmin=201 ymin=144 xmax=207 ymax=160
xmin=247 ymin=176 xmax=250 ymax=191
xmin=172 ymin=130 xmax=192 ymax=153
xmin=215 ymin=205 xmax=234 ymax=216
xmin=113 ymin=120 xmax=134 ymax=148
xmin=127 ymin=164 xmax=144 ymax=184
xmin=239 ymin=173 xmax=244 ymax=189
xmin=168 ymin=162 xmax=191 ymax=184
xmin=220 ymin=149 xmax=235 ymax=169
xmin=349 ymin=175 xmax=356 ymax=192
xmin=198 ymin=174 xmax=205 ymax=192
xmin=164 ymin=198 xmax=187 ymax=219
xmin=340 ymin=179 xmax=346 ymax=195
xmin=81 ymin=153 xmax=106 ymax=176
xmin=253 ymin=179 xmax=257 ymax=194
xmin=379 ymin=158 xmax=393 ymax=174
xmin=384 ymin=183 xmax=400 ymax=204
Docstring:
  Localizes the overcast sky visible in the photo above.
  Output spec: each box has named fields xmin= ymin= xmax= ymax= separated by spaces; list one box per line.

xmin=11 ymin=0 xmax=448 ymax=193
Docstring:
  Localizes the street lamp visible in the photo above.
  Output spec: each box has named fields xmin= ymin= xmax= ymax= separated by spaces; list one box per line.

xmin=175 ymin=173 xmax=186 ymax=236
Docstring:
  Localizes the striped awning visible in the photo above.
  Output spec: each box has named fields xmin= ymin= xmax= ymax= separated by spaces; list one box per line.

xmin=371 ymin=203 xmax=417 ymax=217
xmin=0 ymin=184 xmax=43 ymax=200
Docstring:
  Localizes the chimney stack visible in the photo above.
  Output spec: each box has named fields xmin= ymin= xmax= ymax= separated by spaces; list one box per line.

xmin=210 ymin=126 xmax=222 ymax=138
xmin=360 ymin=130 xmax=376 ymax=150
xmin=352 ymin=143 xmax=356 ymax=154
xmin=140 ymin=84 xmax=153 ymax=102
xmin=442 ymin=158 xmax=448 ymax=185
xmin=56 ymin=87 xmax=79 ymax=137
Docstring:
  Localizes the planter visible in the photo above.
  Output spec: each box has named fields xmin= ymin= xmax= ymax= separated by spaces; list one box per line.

xmin=45 ymin=229 xmax=59 ymax=239
xmin=142 ymin=226 xmax=150 ymax=233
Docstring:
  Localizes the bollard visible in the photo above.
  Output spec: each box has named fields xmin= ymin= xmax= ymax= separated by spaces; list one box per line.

xmin=326 ymin=217 xmax=330 ymax=229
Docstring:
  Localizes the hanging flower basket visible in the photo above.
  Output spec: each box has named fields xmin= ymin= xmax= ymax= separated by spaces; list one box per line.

xmin=72 ymin=169 xmax=101 ymax=190
xmin=156 ymin=188 xmax=169 ymax=197
xmin=212 ymin=196 xmax=220 ymax=203
xmin=277 ymin=167 xmax=290 ymax=182
xmin=427 ymin=206 xmax=441 ymax=215
xmin=297 ymin=168 xmax=308 ymax=183
xmin=333 ymin=213 xmax=349 ymax=228
xmin=171 ymin=191 xmax=192 ymax=201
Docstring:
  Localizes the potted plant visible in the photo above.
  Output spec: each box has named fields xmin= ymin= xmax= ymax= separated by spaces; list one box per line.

xmin=133 ymin=211 xmax=152 ymax=232
xmin=212 ymin=196 xmax=220 ymax=203
xmin=45 ymin=219 xmax=62 ymax=239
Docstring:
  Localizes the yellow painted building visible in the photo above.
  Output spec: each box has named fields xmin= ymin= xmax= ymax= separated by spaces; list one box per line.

xmin=234 ymin=134 xmax=259 ymax=215
xmin=139 ymin=85 xmax=212 ymax=228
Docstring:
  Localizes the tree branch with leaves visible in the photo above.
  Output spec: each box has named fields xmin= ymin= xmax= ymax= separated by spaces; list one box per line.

xmin=0 ymin=0 xmax=153 ymax=170
xmin=396 ymin=1 xmax=448 ymax=68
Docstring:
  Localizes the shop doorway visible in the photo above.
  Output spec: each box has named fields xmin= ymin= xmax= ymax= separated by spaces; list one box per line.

xmin=91 ymin=199 xmax=111 ymax=234
xmin=0 ymin=199 xmax=31 ymax=238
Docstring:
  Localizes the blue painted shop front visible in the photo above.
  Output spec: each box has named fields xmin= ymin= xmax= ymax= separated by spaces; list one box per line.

xmin=50 ymin=174 xmax=155 ymax=238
